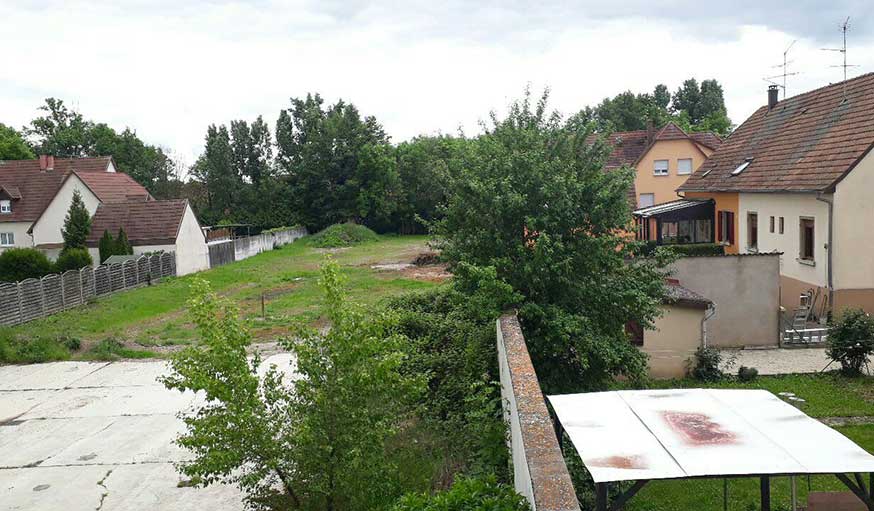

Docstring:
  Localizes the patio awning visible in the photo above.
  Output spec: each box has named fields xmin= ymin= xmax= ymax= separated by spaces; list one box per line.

xmin=633 ymin=199 xmax=712 ymax=218
xmin=549 ymin=389 xmax=874 ymax=484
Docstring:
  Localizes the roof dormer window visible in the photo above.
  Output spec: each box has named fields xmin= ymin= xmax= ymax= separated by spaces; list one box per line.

xmin=731 ymin=158 xmax=754 ymax=176
xmin=0 ymin=200 xmax=10 ymax=214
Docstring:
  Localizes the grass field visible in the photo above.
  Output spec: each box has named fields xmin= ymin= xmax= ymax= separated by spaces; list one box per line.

xmin=4 ymin=235 xmax=442 ymax=357
xmin=619 ymin=373 xmax=874 ymax=511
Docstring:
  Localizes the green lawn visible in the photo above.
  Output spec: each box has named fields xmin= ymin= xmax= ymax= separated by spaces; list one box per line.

xmin=617 ymin=373 xmax=874 ymax=510
xmin=6 ymin=235 xmax=441 ymax=353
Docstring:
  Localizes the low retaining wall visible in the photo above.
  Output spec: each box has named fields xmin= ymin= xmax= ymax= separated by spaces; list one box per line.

xmin=497 ymin=314 xmax=580 ymax=511
xmin=0 ymin=252 xmax=175 ymax=326
xmin=208 ymin=227 xmax=307 ymax=269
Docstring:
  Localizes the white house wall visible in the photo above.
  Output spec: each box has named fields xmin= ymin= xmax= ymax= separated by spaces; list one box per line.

xmin=31 ymin=174 xmax=101 ymax=250
xmin=834 ymin=151 xmax=874 ymax=292
xmin=0 ymin=221 xmax=35 ymax=252
xmin=738 ymin=192 xmax=828 ymax=289
xmin=172 ymin=204 xmax=209 ymax=276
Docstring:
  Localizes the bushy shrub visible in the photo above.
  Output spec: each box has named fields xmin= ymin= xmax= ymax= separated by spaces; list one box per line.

xmin=387 ymin=264 xmax=520 ymax=479
xmin=827 ymin=309 xmax=874 ymax=376
xmin=0 ymin=248 xmax=54 ymax=282
xmin=666 ymin=243 xmax=726 ymax=257
xmin=0 ymin=329 xmax=71 ymax=364
xmin=737 ymin=365 xmax=758 ymax=382
xmin=307 ymin=222 xmax=379 ymax=248
xmin=687 ymin=346 xmax=723 ymax=382
xmin=392 ymin=476 xmax=529 ymax=511
xmin=55 ymin=248 xmax=93 ymax=272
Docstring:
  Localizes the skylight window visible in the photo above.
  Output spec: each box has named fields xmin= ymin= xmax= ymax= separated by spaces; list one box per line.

xmin=731 ymin=158 xmax=754 ymax=176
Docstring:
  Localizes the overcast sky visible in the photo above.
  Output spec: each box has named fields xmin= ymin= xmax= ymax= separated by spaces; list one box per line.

xmin=2 ymin=1 xmax=873 ymax=168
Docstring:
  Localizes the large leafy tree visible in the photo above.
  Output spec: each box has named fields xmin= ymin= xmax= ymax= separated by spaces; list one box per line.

xmin=61 ymin=189 xmax=91 ymax=251
xmin=0 ymin=123 xmax=34 ymax=160
xmin=24 ymin=98 xmax=179 ymax=195
xmin=162 ymin=262 xmax=424 ymax=510
xmin=191 ymin=125 xmax=239 ymax=224
xmin=275 ymin=93 xmax=394 ymax=231
xmin=434 ymin=89 xmax=672 ymax=393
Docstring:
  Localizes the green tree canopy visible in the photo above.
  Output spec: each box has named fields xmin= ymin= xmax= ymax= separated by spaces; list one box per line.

xmin=61 ymin=189 xmax=91 ymax=251
xmin=161 ymin=262 xmax=424 ymax=510
xmin=434 ymin=89 xmax=672 ymax=392
xmin=0 ymin=123 xmax=34 ymax=160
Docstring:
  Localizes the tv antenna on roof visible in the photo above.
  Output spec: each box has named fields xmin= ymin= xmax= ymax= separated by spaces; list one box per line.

xmin=821 ymin=17 xmax=859 ymax=98
xmin=764 ymin=40 xmax=800 ymax=99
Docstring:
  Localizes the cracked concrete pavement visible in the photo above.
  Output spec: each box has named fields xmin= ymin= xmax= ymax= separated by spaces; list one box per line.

xmin=1 ymin=355 xmax=294 ymax=510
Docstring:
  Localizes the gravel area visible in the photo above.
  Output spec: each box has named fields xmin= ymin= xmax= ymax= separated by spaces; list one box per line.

xmin=719 ymin=347 xmax=837 ymax=376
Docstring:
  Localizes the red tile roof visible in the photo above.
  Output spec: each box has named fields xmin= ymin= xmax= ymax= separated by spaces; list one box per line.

xmin=594 ymin=123 xmax=723 ymax=205
xmin=679 ymin=73 xmax=874 ymax=193
xmin=0 ymin=157 xmax=151 ymax=224
xmin=86 ymin=199 xmax=192 ymax=246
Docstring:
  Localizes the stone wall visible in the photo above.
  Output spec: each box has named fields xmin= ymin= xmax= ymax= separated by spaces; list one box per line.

xmin=497 ymin=314 xmax=580 ymax=511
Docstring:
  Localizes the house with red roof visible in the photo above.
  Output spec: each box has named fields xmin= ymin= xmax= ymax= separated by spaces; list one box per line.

xmin=0 ymin=155 xmax=208 ymax=276
xmin=678 ymin=75 xmax=874 ymax=316
xmin=0 ymin=156 xmax=150 ymax=258
xmin=85 ymin=199 xmax=209 ymax=275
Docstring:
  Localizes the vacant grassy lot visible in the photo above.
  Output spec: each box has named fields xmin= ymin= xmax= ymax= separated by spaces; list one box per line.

xmin=6 ymin=235 xmax=442 ymax=356
xmin=620 ymin=373 xmax=874 ymax=510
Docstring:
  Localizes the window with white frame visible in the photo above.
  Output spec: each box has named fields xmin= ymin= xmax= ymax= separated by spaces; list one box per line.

xmin=0 ymin=200 xmax=10 ymax=214
xmin=677 ymin=158 xmax=693 ymax=175
xmin=0 ymin=232 xmax=14 ymax=246
xmin=638 ymin=193 xmax=655 ymax=208
xmin=654 ymin=160 xmax=669 ymax=176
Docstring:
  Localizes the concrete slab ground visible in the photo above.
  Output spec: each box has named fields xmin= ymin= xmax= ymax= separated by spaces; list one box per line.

xmin=0 ymin=355 xmax=294 ymax=510
xmin=719 ymin=347 xmax=845 ymax=376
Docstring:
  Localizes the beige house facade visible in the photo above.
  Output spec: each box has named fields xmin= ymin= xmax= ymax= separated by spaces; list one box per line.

xmin=679 ymin=76 xmax=874 ymax=316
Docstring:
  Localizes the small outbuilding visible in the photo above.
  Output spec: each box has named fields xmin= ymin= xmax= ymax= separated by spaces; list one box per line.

xmin=85 ymin=199 xmax=209 ymax=276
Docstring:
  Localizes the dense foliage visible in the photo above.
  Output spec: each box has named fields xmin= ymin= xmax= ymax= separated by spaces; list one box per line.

xmin=433 ymin=89 xmax=671 ymax=393
xmin=388 ymin=264 xmax=520 ymax=480
xmin=392 ymin=476 xmax=529 ymax=511
xmin=97 ymin=228 xmax=134 ymax=263
xmin=575 ymin=78 xmax=732 ymax=135
xmin=0 ymin=248 xmax=54 ymax=282
xmin=23 ymin=98 xmax=179 ymax=197
xmin=827 ymin=309 xmax=874 ymax=376
xmin=55 ymin=248 xmax=93 ymax=272
xmin=162 ymin=262 xmax=426 ymax=510
xmin=306 ymin=223 xmax=380 ymax=248
xmin=687 ymin=345 xmax=724 ymax=382
xmin=0 ymin=122 xmax=34 ymax=160
xmin=61 ymin=189 xmax=91 ymax=251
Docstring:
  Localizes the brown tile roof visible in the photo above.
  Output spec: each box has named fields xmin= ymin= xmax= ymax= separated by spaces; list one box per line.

xmin=664 ymin=278 xmax=711 ymax=309
xmin=86 ymin=199 xmax=192 ymax=246
xmin=0 ymin=157 xmax=150 ymax=223
xmin=594 ymin=123 xmax=723 ymax=206
xmin=74 ymin=170 xmax=151 ymax=203
xmin=679 ymin=73 xmax=874 ymax=193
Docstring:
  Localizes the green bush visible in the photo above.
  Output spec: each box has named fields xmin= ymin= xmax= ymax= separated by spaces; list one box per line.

xmin=687 ymin=346 xmax=723 ymax=382
xmin=392 ymin=476 xmax=529 ymax=511
xmin=737 ymin=365 xmax=759 ymax=382
xmin=307 ymin=222 xmax=379 ymax=248
xmin=55 ymin=248 xmax=93 ymax=272
xmin=665 ymin=243 xmax=725 ymax=257
xmin=85 ymin=338 xmax=157 ymax=361
xmin=0 ymin=329 xmax=71 ymax=364
xmin=0 ymin=248 xmax=54 ymax=282
xmin=827 ymin=309 xmax=874 ymax=376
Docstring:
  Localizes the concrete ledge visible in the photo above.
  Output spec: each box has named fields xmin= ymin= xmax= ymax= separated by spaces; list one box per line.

xmin=497 ymin=314 xmax=581 ymax=511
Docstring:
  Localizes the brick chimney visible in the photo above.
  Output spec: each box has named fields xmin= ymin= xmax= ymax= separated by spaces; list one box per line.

xmin=38 ymin=155 xmax=55 ymax=171
xmin=768 ymin=85 xmax=779 ymax=110
xmin=646 ymin=119 xmax=655 ymax=145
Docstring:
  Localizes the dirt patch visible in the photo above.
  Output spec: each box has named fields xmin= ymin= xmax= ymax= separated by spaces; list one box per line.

xmin=399 ymin=264 xmax=451 ymax=282
xmin=314 ymin=247 xmax=350 ymax=254
xmin=372 ymin=263 xmax=414 ymax=271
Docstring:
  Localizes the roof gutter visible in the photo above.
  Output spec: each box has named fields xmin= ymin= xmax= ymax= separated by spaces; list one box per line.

xmin=815 ymin=193 xmax=834 ymax=313
xmin=702 ymin=302 xmax=716 ymax=349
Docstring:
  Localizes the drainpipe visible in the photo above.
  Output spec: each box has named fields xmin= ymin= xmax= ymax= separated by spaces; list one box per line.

xmin=815 ymin=193 xmax=834 ymax=314
xmin=702 ymin=303 xmax=717 ymax=348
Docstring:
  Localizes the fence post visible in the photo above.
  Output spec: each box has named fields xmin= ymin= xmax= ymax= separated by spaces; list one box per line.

xmin=16 ymin=282 xmax=23 ymax=326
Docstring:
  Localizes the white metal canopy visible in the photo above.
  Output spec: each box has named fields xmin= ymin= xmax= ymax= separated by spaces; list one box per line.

xmin=549 ymin=389 xmax=874 ymax=484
